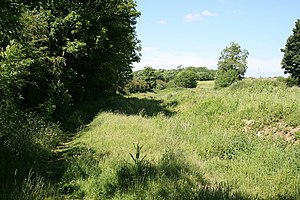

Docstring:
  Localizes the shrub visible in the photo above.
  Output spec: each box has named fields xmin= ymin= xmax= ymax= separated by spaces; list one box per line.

xmin=174 ymin=70 xmax=197 ymax=88
xmin=286 ymin=76 xmax=300 ymax=87
xmin=155 ymin=80 xmax=168 ymax=90
xmin=126 ymin=79 xmax=149 ymax=93
xmin=214 ymin=69 xmax=240 ymax=88
xmin=276 ymin=76 xmax=286 ymax=83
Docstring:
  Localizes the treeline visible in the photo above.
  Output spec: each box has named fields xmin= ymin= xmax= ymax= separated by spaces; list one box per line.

xmin=1 ymin=0 xmax=140 ymax=119
xmin=127 ymin=66 xmax=216 ymax=93
xmin=0 ymin=0 xmax=140 ymax=198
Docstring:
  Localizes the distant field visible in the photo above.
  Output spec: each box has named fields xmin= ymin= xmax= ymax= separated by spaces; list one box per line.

xmin=60 ymin=79 xmax=300 ymax=199
xmin=197 ymin=80 xmax=214 ymax=89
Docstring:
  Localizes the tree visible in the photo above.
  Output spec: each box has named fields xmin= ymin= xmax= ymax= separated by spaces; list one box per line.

xmin=185 ymin=66 xmax=216 ymax=81
xmin=281 ymin=19 xmax=300 ymax=84
xmin=133 ymin=67 xmax=159 ymax=90
xmin=215 ymin=42 xmax=249 ymax=88
xmin=0 ymin=0 xmax=141 ymax=118
xmin=174 ymin=70 xmax=197 ymax=88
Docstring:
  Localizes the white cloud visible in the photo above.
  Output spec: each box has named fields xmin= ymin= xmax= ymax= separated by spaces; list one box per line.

xmin=202 ymin=10 xmax=218 ymax=17
xmin=184 ymin=13 xmax=202 ymax=23
xmin=184 ymin=10 xmax=218 ymax=23
xmin=158 ymin=19 xmax=167 ymax=25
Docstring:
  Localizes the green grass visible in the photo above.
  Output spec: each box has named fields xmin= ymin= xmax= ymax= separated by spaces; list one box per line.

xmin=51 ymin=79 xmax=300 ymax=199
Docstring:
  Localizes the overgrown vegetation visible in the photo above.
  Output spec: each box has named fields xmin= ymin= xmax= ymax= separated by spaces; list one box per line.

xmin=127 ymin=66 xmax=216 ymax=92
xmin=0 ymin=0 xmax=140 ymax=198
xmin=281 ymin=19 xmax=300 ymax=85
xmin=1 ymin=1 xmax=300 ymax=199
xmin=54 ymin=79 xmax=300 ymax=199
xmin=215 ymin=42 xmax=249 ymax=88
xmin=174 ymin=69 xmax=198 ymax=88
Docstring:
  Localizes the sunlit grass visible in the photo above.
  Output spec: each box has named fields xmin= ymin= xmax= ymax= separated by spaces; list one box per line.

xmin=197 ymin=80 xmax=214 ymax=89
xmin=60 ymin=79 xmax=300 ymax=199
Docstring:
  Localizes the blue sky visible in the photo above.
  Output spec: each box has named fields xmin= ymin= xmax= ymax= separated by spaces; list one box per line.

xmin=133 ymin=0 xmax=300 ymax=77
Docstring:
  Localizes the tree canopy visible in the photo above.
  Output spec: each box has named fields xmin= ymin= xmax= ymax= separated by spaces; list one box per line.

xmin=128 ymin=66 xmax=216 ymax=92
xmin=0 ymin=0 xmax=141 ymax=118
xmin=0 ymin=2 xmax=141 ymax=195
xmin=174 ymin=70 xmax=197 ymax=88
xmin=215 ymin=42 xmax=249 ymax=88
xmin=281 ymin=19 xmax=300 ymax=84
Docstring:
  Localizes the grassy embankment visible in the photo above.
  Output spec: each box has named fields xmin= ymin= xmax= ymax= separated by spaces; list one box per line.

xmin=15 ymin=79 xmax=300 ymax=199
xmin=57 ymin=79 xmax=300 ymax=199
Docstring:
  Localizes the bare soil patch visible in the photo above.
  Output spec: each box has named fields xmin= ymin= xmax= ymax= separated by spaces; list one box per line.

xmin=243 ymin=119 xmax=300 ymax=144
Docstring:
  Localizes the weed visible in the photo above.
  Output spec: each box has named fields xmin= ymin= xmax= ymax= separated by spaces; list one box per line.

xmin=116 ymin=144 xmax=156 ymax=190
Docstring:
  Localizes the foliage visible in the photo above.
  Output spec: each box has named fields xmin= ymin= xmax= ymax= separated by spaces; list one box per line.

xmin=159 ymin=69 xmax=179 ymax=82
xmin=0 ymin=40 xmax=32 ymax=103
xmin=174 ymin=70 xmax=198 ymax=88
xmin=214 ymin=69 xmax=240 ymax=88
xmin=281 ymin=19 xmax=300 ymax=83
xmin=215 ymin=42 xmax=249 ymax=88
xmin=155 ymin=80 xmax=168 ymax=90
xmin=126 ymin=79 xmax=149 ymax=93
xmin=0 ymin=0 xmax=141 ymax=117
xmin=286 ymin=76 xmax=300 ymax=86
xmin=133 ymin=66 xmax=158 ymax=90
xmin=0 ymin=0 xmax=140 ymax=198
xmin=185 ymin=66 xmax=217 ymax=81
xmin=130 ymin=66 xmax=216 ymax=92
xmin=276 ymin=76 xmax=300 ymax=87
xmin=0 ymin=101 xmax=63 ymax=198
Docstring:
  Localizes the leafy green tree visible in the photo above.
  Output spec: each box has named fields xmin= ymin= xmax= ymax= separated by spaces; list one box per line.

xmin=0 ymin=0 xmax=141 ymax=118
xmin=281 ymin=19 xmax=300 ymax=85
xmin=160 ymin=69 xmax=178 ymax=82
xmin=44 ymin=0 xmax=141 ymax=99
xmin=0 ymin=1 xmax=141 ymax=194
xmin=174 ymin=70 xmax=197 ymax=88
xmin=215 ymin=42 xmax=249 ymax=88
xmin=133 ymin=67 xmax=158 ymax=89
xmin=126 ymin=79 xmax=149 ymax=93
xmin=186 ymin=66 xmax=216 ymax=81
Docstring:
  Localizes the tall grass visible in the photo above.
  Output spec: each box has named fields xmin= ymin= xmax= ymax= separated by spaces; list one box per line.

xmin=49 ymin=79 xmax=300 ymax=199
xmin=0 ymin=101 xmax=64 ymax=199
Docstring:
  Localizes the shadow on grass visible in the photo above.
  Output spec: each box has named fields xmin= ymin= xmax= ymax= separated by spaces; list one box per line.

xmin=0 ymin=93 xmax=175 ymax=198
xmin=62 ymin=94 xmax=175 ymax=131
xmin=104 ymin=95 xmax=175 ymax=117
xmin=0 ymin=143 xmax=59 ymax=199
xmin=113 ymin=148 xmax=251 ymax=200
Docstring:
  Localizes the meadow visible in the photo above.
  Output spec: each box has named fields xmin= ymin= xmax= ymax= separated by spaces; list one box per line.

xmin=54 ymin=79 xmax=300 ymax=199
xmin=4 ymin=79 xmax=300 ymax=199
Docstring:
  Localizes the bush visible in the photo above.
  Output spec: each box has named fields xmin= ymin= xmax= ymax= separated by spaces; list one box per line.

xmin=214 ymin=69 xmax=240 ymax=88
xmin=174 ymin=70 xmax=197 ymax=88
xmin=285 ymin=76 xmax=300 ymax=87
xmin=155 ymin=80 xmax=168 ymax=90
xmin=126 ymin=79 xmax=149 ymax=93
xmin=276 ymin=76 xmax=286 ymax=83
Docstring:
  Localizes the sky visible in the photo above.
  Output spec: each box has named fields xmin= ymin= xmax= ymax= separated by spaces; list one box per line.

xmin=133 ymin=0 xmax=300 ymax=77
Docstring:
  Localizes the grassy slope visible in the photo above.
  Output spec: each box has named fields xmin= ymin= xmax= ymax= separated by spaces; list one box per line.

xmin=61 ymin=79 xmax=300 ymax=199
